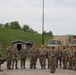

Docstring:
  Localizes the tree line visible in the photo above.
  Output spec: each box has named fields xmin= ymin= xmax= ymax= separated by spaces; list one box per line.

xmin=0 ymin=21 xmax=53 ymax=37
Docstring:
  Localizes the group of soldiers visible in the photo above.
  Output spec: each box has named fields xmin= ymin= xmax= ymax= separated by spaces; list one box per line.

xmin=0 ymin=43 xmax=76 ymax=73
xmin=0 ymin=44 xmax=27 ymax=71
xmin=27 ymin=44 xmax=76 ymax=73
xmin=6 ymin=44 xmax=27 ymax=70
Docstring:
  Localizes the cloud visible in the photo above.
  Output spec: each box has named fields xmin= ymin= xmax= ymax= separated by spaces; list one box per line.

xmin=54 ymin=0 xmax=76 ymax=7
xmin=0 ymin=0 xmax=76 ymax=35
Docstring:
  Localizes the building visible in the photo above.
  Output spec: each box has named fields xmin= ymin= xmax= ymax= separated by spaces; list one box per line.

xmin=11 ymin=40 xmax=34 ymax=56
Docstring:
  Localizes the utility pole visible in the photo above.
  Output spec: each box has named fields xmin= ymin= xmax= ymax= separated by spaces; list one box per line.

xmin=42 ymin=0 xmax=44 ymax=45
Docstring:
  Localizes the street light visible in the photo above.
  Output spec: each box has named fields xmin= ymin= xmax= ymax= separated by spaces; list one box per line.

xmin=42 ymin=0 xmax=44 ymax=45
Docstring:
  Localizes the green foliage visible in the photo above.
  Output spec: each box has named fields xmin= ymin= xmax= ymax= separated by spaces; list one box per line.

xmin=44 ymin=31 xmax=53 ymax=37
xmin=28 ymin=28 xmax=35 ymax=33
xmin=22 ymin=24 xmax=29 ymax=32
xmin=0 ymin=28 xmax=50 ymax=58
xmin=0 ymin=23 xmax=3 ymax=28
xmin=4 ymin=23 xmax=10 ymax=28
xmin=22 ymin=24 xmax=38 ymax=34
xmin=10 ymin=21 xmax=21 ymax=30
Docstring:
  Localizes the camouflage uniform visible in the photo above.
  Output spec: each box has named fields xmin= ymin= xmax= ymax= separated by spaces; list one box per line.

xmin=6 ymin=45 xmax=12 ymax=70
xmin=20 ymin=47 xmax=27 ymax=69
xmin=62 ymin=47 xmax=69 ymax=69
xmin=68 ymin=46 xmax=75 ymax=69
xmin=56 ymin=47 xmax=62 ymax=68
xmin=12 ymin=45 xmax=19 ymax=69
xmin=29 ymin=44 xmax=38 ymax=69
xmin=38 ymin=45 xmax=46 ymax=69
xmin=49 ymin=47 xmax=57 ymax=73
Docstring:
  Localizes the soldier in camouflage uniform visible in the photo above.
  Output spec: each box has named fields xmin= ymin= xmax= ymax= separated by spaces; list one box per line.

xmin=68 ymin=46 xmax=75 ymax=69
xmin=49 ymin=46 xmax=57 ymax=73
xmin=12 ymin=44 xmax=19 ymax=69
xmin=29 ymin=44 xmax=38 ymax=69
xmin=38 ymin=45 xmax=46 ymax=69
xmin=62 ymin=46 xmax=69 ymax=69
xmin=56 ymin=46 xmax=62 ymax=68
xmin=0 ymin=44 xmax=3 ymax=71
xmin=20 ymin=46 xmax=27 ymax=69
xmin=6 ymin=45 xmax=12 ymax=70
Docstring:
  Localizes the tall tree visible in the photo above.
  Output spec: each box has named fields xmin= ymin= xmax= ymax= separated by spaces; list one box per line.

xmin=10 ymin=21 xmax=21 ymax=30
xmin=22 ymin=25 xmax=29 ymax=32
xmin=44 ymin=31 xmax=53 ymax=37
xmin=0 ymin=23 xmax=3 ymax=28
xmin=4 ymin=23 xmax=10 ymax=28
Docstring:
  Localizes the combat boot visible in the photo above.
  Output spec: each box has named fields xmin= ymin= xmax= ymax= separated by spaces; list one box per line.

xmin=44 ymin=66 xmax=46 ymax=69
xmin=0 ymin=65 xmax=3 ymax=72
xmin=34 ymin=66 xmax=36 ymax=69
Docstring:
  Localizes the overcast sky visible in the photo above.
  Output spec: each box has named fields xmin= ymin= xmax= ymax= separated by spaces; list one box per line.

xmin=0 ymin=0 xmax=76 ymax=35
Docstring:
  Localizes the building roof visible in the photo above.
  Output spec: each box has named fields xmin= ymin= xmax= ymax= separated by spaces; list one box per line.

xmin=11 ymin=40 xmax=34 ymax=45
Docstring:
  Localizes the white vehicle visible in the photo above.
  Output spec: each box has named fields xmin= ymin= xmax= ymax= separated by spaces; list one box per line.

xmin=47 ymin=39 xmax=62 ymax=49
xmin=69 ymin=39 xmax=76 ymax=46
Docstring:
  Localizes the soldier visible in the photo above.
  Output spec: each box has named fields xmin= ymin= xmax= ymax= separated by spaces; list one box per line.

xmin=12 ymin=44 xmax=19 ymax=69
xmin=62 ymin=46 xmax=69 ymax=69
xmin=38 ymin=45 xmax=46 ymax=69
xmin=29 ymin=44 xmax=38 ymax=69
xmin=20 ymin=46 xmax=27 ymax=69
xmin=49 ymin=46 xmax=57 ymax=73
xmin=68 ymin=46 xmax=75 ymax=69
xmin=0 ymin=44 xmax=3 ymax=71
xmin=6 ymin=45 xmax=12 ymax=70
xmin=56 ymin=46 xmax=62 ymax=68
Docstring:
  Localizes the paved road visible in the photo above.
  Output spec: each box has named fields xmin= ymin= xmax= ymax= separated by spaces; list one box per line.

xmin=0 ymin=59 xmax=76 ymax=75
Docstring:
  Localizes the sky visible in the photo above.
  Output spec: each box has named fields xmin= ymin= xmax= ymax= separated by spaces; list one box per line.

xmin=0 ymin=0 xmax=76 ymax=35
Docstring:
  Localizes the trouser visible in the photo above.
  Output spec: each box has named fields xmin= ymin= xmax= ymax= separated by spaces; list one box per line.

xmin=7 ymin=57 xmax=11 ymax=69
xmin=63 ymin=57 xmax=67 ymax=69
xmin=57 ymin=58 xmax=62 ymax=68
xmin=12 ymin=58 xmax=18 ymax=69
xmin=75 ymin=59 xmax=76 ymax=70
xmin=69 ymin=57 xmax=74 ymax=69
xmin=47 ymin=58 xmax=50 ymax=69
xmin=50 ymin=58 xmax=56 ymax=73
xmin=0 ymin=65 xmax=1 ymax=71
xmin=21 ymin=57 xmax=26 ymax=69
xmin=30 ymin=56 xmax=37 ymax=69
xmin=39 ymin=57 xmax=46 ymax=69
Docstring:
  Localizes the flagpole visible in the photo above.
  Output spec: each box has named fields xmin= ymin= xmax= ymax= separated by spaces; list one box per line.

xmin=42 ymin=0 xmax=44 ymax=45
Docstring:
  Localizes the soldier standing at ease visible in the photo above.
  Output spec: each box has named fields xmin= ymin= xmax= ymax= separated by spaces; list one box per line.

xmin=6 ymin=45 xmax=12 ymax=70
xmin=49 ymin=46 xmax=57 ymax=73
xmin=56 ymin=46 xmax=62 ymax=68
xmin=12 ymin=44 xmax=19 ymax=69
xmin=0 ymin=44 xmax=3 ymax=71
xmin=38 ymin=45 xmax=46 ymax=69
xmin=20 ymin=46 xmax=27 ymax=69
xmin=29 ymin=44 xmax=38 ymax=69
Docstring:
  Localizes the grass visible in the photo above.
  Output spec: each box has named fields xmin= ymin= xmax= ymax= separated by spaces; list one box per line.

xmin=0 ymin=27 xmax=51 ymax=58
